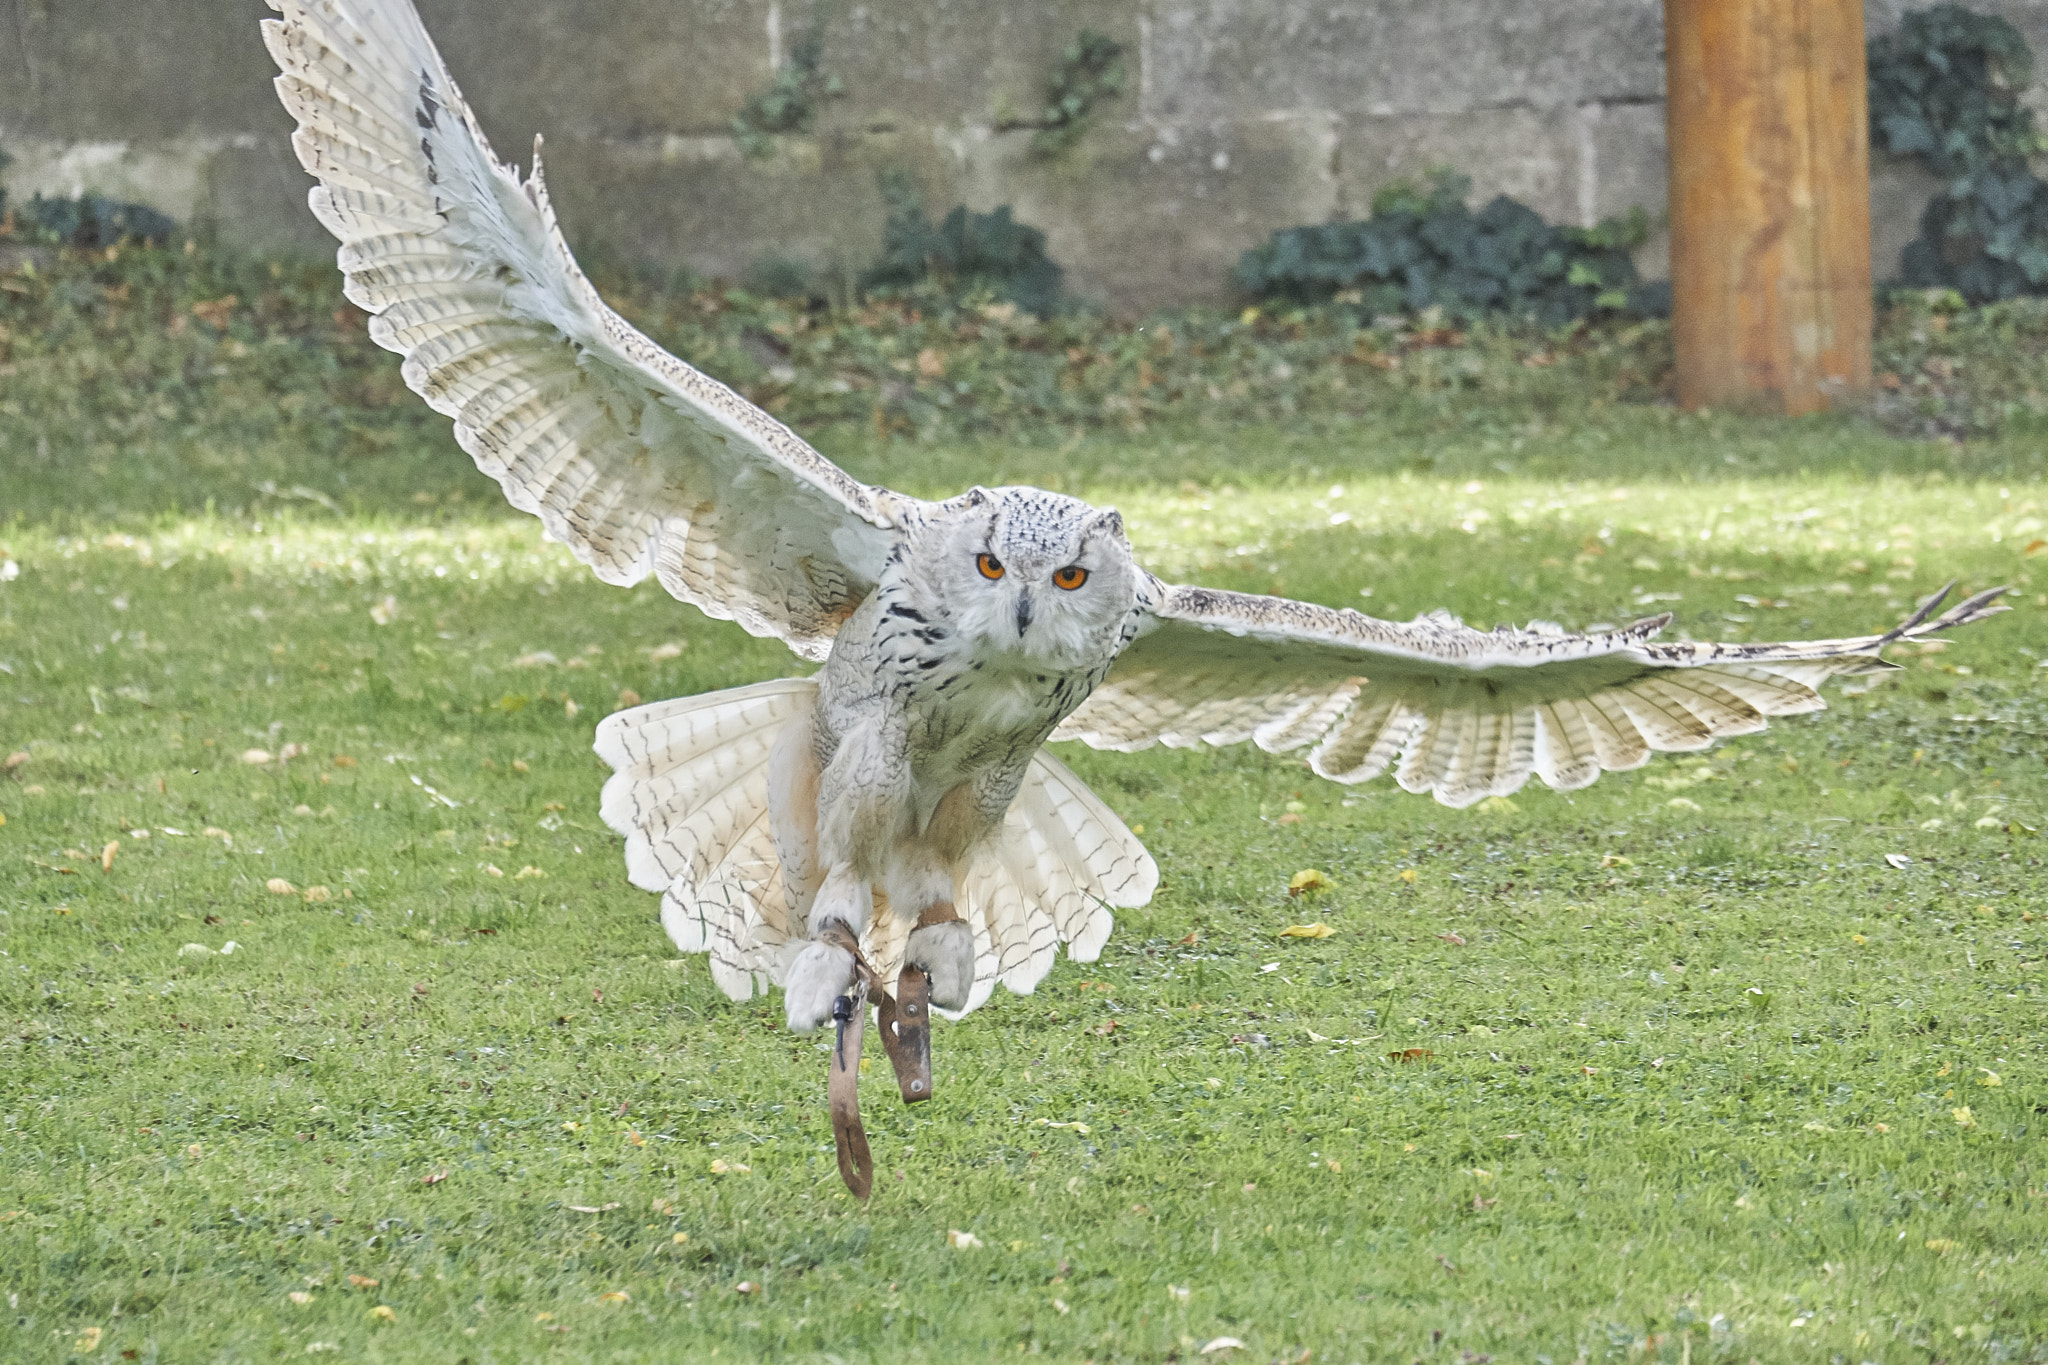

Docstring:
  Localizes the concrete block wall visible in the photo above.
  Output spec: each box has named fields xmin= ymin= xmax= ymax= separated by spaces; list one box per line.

xmin=1 ymin=1 xmax=2043 ymax=313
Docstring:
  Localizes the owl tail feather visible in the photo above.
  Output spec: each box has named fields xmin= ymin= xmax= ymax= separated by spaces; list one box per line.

xmin=595 ymin=678 xmax=1161 ymax=1016
xmin=595 ymin=678 xmax=818 ymax=1003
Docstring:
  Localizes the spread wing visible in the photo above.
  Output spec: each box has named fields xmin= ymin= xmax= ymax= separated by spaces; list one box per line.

xmin=263 ymin=0 xmax=906 ymax=661
xmin=1053 ymin=582 xmax=2007 ymax=808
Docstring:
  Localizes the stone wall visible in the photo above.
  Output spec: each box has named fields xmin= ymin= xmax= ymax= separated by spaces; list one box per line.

xmin=1 ymin=0 xmax=2042 ymax=313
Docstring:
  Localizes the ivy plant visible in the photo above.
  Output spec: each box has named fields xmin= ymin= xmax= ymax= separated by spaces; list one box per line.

xmin=1234 ymin=172 xmax=1657 ymax=326
xmin=1031 ymin=31 xmax=1126 ymax=156
xmin=731 ymin=23 xmax=843 ymax=160
xmin=1870 ymin=5 xmax=2048 ymax=300
xmin=861 ymin=172 xmax=1063 ymax=316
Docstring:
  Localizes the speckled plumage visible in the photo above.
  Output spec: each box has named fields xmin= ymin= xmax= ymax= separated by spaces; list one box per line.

xmin=266 ymin=0 xmax=2009 ymax=1022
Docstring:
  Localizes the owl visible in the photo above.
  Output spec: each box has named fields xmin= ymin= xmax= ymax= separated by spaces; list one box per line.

xmin=263 ymin=0 xmax=2003 ymax=1187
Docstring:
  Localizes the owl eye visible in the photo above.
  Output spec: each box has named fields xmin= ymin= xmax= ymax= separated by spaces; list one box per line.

xmin=1052 ymin=564 xmax=1089 ymax=591
xmin=976 ymin=553 xmax=1005 ymax=581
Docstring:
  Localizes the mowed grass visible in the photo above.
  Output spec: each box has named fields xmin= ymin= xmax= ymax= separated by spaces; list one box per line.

xmin=1 ymin=424 xmax=2046 ymax=1364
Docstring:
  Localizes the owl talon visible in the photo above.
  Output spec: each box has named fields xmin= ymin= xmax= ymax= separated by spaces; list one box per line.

xmin=905 ymin=919 xmax=974 ymax=1012
xmin=785 ymin=936 xmax=857 ymax=1032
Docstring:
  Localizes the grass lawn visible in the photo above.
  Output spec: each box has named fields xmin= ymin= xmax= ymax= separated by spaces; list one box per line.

xmin=3 ymin=382 xmax=2048 ymax=1359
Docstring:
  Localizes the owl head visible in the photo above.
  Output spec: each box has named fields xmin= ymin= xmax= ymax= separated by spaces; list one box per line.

xmin=914 ymin=486 xmax=1139 ymax=667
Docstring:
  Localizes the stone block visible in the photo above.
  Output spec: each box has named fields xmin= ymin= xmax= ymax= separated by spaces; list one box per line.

xmin=1141 ymin=0 xmax=1664 ymax=123
xmin=947 ymin=114 xmax=1339 ymax=313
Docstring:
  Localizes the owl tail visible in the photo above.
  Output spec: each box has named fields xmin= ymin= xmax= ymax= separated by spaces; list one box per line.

xmin=595 ymin=678 xmax=1161 ymax=1016
xmin=595 ymin=678 xmax=818 ymax=1003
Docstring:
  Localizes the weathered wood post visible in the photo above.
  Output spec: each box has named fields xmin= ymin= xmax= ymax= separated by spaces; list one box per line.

xmin=1665 ymin=0 xmax=1873 ymax=413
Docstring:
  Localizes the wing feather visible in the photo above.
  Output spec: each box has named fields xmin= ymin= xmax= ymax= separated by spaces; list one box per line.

xmin=1056 ymin=581 xmax=2006 ymax=805
xmin=264 ymin=0 xmax=911 ymax=662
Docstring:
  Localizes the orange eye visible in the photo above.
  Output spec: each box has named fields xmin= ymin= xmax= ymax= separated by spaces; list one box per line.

xmin=1053 ymin=564 xmax=1089 ymax=590
xmin=976 ymin=553 xmax=1005 ymax=580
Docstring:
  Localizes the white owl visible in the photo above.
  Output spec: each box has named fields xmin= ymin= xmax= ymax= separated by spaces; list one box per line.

xmin=262 ymin=0 xmax=2005 ymax=1039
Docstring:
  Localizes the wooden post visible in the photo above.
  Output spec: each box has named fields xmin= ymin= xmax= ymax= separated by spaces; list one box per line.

xmin=1665 ymin=0 xmax=1872 ymax=413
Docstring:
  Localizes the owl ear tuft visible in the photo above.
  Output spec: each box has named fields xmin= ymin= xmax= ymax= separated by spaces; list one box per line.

xmin=1090 ymin=508 xmax=1125 ymax=541
xmin=963 ymin=486 xmax=992 ymax=508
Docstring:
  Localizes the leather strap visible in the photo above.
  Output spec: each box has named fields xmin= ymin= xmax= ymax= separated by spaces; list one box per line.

xmin=827 ymin=982 xmax=872 ymax=1200
xmin=815 ymin=907 xmax=962 ymax=1198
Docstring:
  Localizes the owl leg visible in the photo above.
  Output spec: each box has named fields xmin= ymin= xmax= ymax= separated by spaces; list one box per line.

xmin=783 ymin=863 xmax=869 ymax=1032
xmin=887 ymin=855 xmax=974 ymax=1013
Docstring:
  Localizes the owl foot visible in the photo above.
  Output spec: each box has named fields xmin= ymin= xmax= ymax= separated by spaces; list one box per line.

xmin=784 ymin=933 xmax=857 ymax=1033
xmin=904 ymin=919 xmax=974 ymax=1011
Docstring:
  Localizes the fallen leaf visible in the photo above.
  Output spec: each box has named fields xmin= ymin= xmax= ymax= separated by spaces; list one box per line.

xmin=947 ymin=1229 xmax=984 ymax=1249
xmin=1178 ymin=929 xmax=1201 ymax=946
xmin=347 ymin=1275 xmax=379 ymax=1289
xmin=1926 ymin=1238 xmax=1957 ymax=1253
xmin=289 ymin=1291 xmax=313 ymax=1306
xmin=626 ymin=1130 xmax=645 ymax=1147
xmin=303 ymin=885 xmax=331 ymax=903
xmin=1666 ymin=797 xmax=1702 ymax=812
xmin=2 ymin=751 xmax=28 ymax=772
xmin=917 ymin=347 xmax=946 ymax=378
xmin=241 ymin=748 xmax=273 ymax=766
xmin=1437 ymin=931 xmax=1467 ymax=946
xmin=709 ymin=1160 xmax=749 ymax=1175
xmin=2025 ymin=539 xmax=2048 ymax=557
xmin=266 ymin=878 xmax=296 ymax=895
xmin=734 ymin=1281 xmax=760 ymax=1295
xmin=1387 ymin=1048 xmax=1433 ymax=1063
xmin=1168 ymin=1284 xmax=1191 ymax=1302
xmin=177 ymin=943 xmax=214 ymax=958
xmin=1884 ymin=853 xmax=1913 ymax=870
xmin=369 ymin=1304 xmax=396 ymax=1324
xmin=421 ymin=1169 xmax=448 ymax=1186
xmin=1397 ymin=867 xmax=1418 ymax=884
xmin=100 ymin=840 xmax=118 ymax=872
xmin=1287 ymin=868 xmax=1332 ymax=896
xmin=1953 ymin=1106 xmax=1976 ymax=1128
xmin=598 ymin=1290 xmax=630 ymax=1304
xmin=1052 ymin=1297 xmax=1070 ymax=1314
xmin=514 ymin=865 xmax=545 ymax=880
xmin=369 ymin=596 xmax=397 ymax=626
xmin=1279 ymin=922 xmax=1334 ymax=939
xmin=1600 ymin=853 xmax=1633 ymax=868
xmin=616 ymin=688 xmax=642 ymax=709
xmin=1200 ymin=1338 xmax=1246 ymax=1355
xmin=1474 ymin=795 xmax=1518 ymax=813
xmin=567 ymin=1203 xmax=621 ymax=1213
xmin=1979 ymin=1069 xmax=2002 ymax=1087
xmin=73 ymin=1328 xmax=102 ymax=1352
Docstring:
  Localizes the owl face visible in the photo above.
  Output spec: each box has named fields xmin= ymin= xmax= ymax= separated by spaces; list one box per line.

xmin=921 ymin=487 xmax=1139 ymax=668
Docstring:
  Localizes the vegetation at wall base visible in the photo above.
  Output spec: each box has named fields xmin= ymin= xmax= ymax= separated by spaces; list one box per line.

xmin=860 ymin=172 xmax=1066 ymax=319
xmin=1871 ymin=4 xmax=2048 ymax=302
xmin=1234 ymin=172 xmax=1662 ymax=327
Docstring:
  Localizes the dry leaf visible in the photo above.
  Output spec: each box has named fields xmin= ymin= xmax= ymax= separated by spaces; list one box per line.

xmin=240 ymin=748 xmax=273 ymax=765
xmin=734 ymin=1281 xmax=760 ymax=1296
xmin=1200 ymin=1339 xmax=1246 ymax=1355
xmin=1953 ymin=1106 xmax=1976 ymax=1128
xmin=947 ymin=1229 xmax=984 ymax=1249
xmin=266 ymin=878 xmax=296 ymax=895
xmin=2025 ymin=539 xmax=2048 ymax=557
xmin=369 ymin=596 xmax=397 ymax=626
xmin=1397 ymin=867 xmax=1418 ymax=884
xmin=289 ymin=1291 xmax=314 ymax=1306
xmin=1052 ymin=1297 xmax=1070 ymax=1314
xmin=369 ymin=1304 xmax=396 ymax=1324
xmin=303 ymin=885 xmax=332 ymax=903
xmin=2 ymin=751 xmax=28 ymax=772
xmin=347 ymin=1275 xmax=379 ymax=1289
xmin=1884 ymin=853 xmax=1913 ymax=870
xmin=100 ymin=840 xmax=118 ymax=872
xmin=917 ymin=347 xmax=946 ymax=378
xmin=177 ymin=943 xmax=214 ymax=958
xmin=72 ymin=1328 xmax=102 ymax=1352
xmin=1926 ymin=1238 xmax=1957 ymax=1253
xmin=1387 ymin=1048 xmax=1433 ymax=1063
xmin=598 ymin=1291 xmax=629 ymax=1304
xmin=617 ymin=688 xmax=642 ymax=709
xmin=567 ymin=1203 xmax=621 ymax=1213
xmin=1279 ymin=922 xmax=1334 ymax=939
xmin=421 ymin=1169 xmax=448 ymax=1186
xmin=1287 ymin=868 xmax=1332 ymax=896
xmin=709 ymin=1160 xmax=750 ymax=1175
xmin=1437 ymin=931 xmax=1467 ymax=946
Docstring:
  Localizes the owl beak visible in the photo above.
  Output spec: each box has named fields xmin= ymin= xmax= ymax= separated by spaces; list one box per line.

xmin=1014 ymin=591 xmax=1034 ymax=636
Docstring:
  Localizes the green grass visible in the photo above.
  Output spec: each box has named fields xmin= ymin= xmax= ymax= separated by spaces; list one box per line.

xmin=2 ymin=421 xmax=2045 ymax=1364
xmin=4 ymin=242 xmax=2048 ymax=1363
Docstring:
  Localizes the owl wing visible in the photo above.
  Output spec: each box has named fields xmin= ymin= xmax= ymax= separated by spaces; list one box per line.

xmin=263 ymin=0 xmax=906 ymax=661
xmin=1052 ymin=582 xmax=2006 ymax=809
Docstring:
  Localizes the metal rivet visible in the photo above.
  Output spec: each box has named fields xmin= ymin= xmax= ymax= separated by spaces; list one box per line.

xmin=911 ymin=1079 xmax=924 ymax=1092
